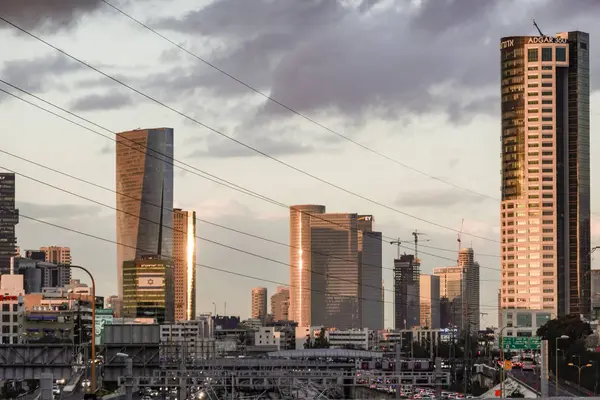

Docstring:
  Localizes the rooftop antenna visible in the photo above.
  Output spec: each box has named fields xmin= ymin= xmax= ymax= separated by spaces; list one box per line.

xmin=533 ymin=19 xmax=544 ymax=36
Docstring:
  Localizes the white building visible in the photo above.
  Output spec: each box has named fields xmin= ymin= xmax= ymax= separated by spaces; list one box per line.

xmin=328 ymin=328 xmax=375 ymax=350
xmin=160 ymin=317 xmax=214 ymax=359
xmin=0 ymin=274 xmax=24 ymax=344
xmin=254 ymin=327 xmax=281 ymax=350
xmin=500 ymin=309 xmax=551 ymax=338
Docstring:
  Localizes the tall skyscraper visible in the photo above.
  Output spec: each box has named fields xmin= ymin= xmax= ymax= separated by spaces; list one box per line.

xmin=289 ymin=205 xmax=326 ymax=326
xmin=251 ymin=287 xmax=267 ymax=320
xmin=459 ymin=248 xmax=480 ymax=332
xmin=39 ymin=246 xmax=72 ymax=265
xmin=172 ymin=209 xmax=196 ymax=321
xmin=419 ymin=274 xmax=440 ymax=329
xmin=0 ymin=173 xmax=18 ymax=275
xmin=357 ymin=215 xmax=383 ymax=330
xmin=394 ymin=254 xmax=420 ymax=330
xmin=116 ymin=128 xmax=174 ymax=300
xmin=270 ymin=286 xmax=290 ymax=322
xmin=500 ymin=32 xmax=590 ymax=317
xmin=434 ymin=266 xmax=464 ymax=328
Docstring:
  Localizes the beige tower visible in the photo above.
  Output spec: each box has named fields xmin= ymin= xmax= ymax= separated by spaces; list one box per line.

xmin=173 ymin=209 xmax=197 ymax=321
xmin=251 ymin=287 xmax=267 ymax=320
xmin=270 ymin=286 xmax=290 ymax=322
xmin=40 ymin=246 xmax=72 ymax=265
xmin=289 ymin=205 xmax=326 ymax=326
xmin=500 ymin=32 xmax=590 ymax=317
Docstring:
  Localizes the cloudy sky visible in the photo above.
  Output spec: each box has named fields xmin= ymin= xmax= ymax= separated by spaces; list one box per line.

xmin=1 ymin=0 xmax=599 ymax=328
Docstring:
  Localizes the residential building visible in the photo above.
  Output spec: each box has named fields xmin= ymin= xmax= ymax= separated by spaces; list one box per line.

xmin=160 ymin=317 xmax=214 ymax=359
xmin=289 ymin=204 xmax=326 ymax=327
xmin=394 ymin=254 xmax=420 ymax=330
xmin=0 ymin=274 xmax=24 ymax=344
xmin=0 ymin=173 xmax=18 ymax=275
xmin=116 ymin=128 xmax=174 ymax=300
xmin=499 ymin=32 xmax=591 ymax=318
xmin=419 ymin=274 xmax=440 ymax=329
xmin=459 ymin=248 xmax=480 ymax=332
xmin=122 ymin=254 xmax=175 ymax=323
xmin=270 ymin=286 xmax=290 ymax=322
xmin=254 ymin=326 xmax=281 ymax=350
xmin=172 ymin=209 xmax=197 ymax=321
xmin=251 ymin=287 xmax=267 ymax=321
xmin=39 ymin=246 xmax=72 ymax=265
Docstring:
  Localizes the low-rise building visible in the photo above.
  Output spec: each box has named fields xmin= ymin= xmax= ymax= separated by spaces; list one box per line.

xmin=500 ymin=309 xmax=552 ymax=340
xmin=160 ymin=317 xmax=214 ymax=359
xmin=0 ymin=274 xmax=25 ymax=344
xmin=328 ymin=328 xmax=375 ymax=350
xmin=254 ymin=327 xmax=281 ymax=350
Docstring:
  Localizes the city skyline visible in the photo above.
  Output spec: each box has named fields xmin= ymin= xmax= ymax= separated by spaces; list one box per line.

xmin=2 ymin=1 xmax=600 ymax=327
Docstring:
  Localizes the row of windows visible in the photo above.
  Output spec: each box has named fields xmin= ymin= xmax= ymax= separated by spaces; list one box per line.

xmin=528 ymin=47 xmax=567 ymax=62
xmin=503 ymin=203 xmax=554 ymax=210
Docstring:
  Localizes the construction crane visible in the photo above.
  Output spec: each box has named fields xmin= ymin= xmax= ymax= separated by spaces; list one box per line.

xmin=412 ymin=229 xmax=430 ymax=263
xmin=533 ymin=19 xmax=544 ymax=36
xmin=389 ymin=238 xmax=404 ymax=260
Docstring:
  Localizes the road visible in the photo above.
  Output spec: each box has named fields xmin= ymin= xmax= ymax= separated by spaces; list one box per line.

xmin=510 ymin=369 xmax=578 ymax=397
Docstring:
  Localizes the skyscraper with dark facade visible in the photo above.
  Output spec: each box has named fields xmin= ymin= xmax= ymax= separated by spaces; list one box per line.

xmin=500 ymin=32 xmax=590 ymax=318
xmin=116 ymin=128 xmax=174 ymax=300
xmin=394 ymin=254 xmax=420 ymax=330
xmin=0 ymin=173 xmax=18 ymax=275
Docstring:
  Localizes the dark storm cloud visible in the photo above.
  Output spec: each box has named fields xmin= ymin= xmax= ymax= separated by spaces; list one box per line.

xmin=0 ymin=55 xmax=82 ymax=92
xmin=145 ymin=0 xmax=600 ymax=123
xmin=0 ymin=0 xmax=106 ymax=32
xmin=71 ymin=92 xmax=133 ymax=112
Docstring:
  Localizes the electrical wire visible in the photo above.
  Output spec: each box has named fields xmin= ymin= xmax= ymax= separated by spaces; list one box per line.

xmin=0 ymin=148 xmax=502 ymax=277
xmin=100 ymin=0 xmax=498 ymax=203
xmin=0 ymin=16 xmax=500 ymax=244
xmin=15 ymin=212 xmax=500 ymax=310
xmin=0 ymin=81 xmax=502 ymax=266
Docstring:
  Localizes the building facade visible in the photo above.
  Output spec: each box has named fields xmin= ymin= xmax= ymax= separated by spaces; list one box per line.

xmin=270 ymin=286 xmax=290 ymax=322
xmin=172 ymin=209 xmax=196 ymax=321
xmin=289 ymin=205 xmax=326 ymax=327
xmin=0 ymin=274 xmax=24 ymax=344
xmin=0 ymin=173 xmax=18 ymax=275
xmin=357 ymin=215 xmax=383 ymax=331
xmin=459 ymin=248 xmax=480 ymax=332
xmin=251 ymin=287 xmax=267 ymax=321
xmin=394 ymin=254 xmax=420 ymax=330
xmin=116 ymin=128 xmax=174 ymax=300
xmin=501 ymin=309 xmax=552 ymax=338
xmin=592 ymin=270 xmax=600 ymax=320
xmin=419 ymin=274 xmax=440 ymax=329
xmin=122 ymin=255 xmax=174 ymax=323
xmin=39 ymin=246 xmax=72 ymax=265
xmin=500 ymin=32 xmax=591 ymax=318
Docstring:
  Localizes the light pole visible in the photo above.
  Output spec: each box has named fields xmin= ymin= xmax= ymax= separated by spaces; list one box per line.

xmin=555 ymin=335 xmax=569 ymax=395
xmin=499 ymin=325 xmax=516 ymax=399
xmin=116 ymin=353 xmax=133 ymax=400
xmin=70 ymin=265 xmax=97 ymax=393
xmin=567 ymin=362 xmax=592 ymax=386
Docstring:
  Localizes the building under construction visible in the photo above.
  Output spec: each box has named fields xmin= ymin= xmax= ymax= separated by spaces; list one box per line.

xmin=394 ymin=254 xmax=420 ymax=329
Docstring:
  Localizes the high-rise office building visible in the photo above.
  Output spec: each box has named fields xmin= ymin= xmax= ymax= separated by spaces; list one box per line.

xmin=419 ymin=274 xmax=440 ymax=329
xmin=39 ymin=246 xmax=72 ymax=265
xmin=270 ymin=286 xmax=290 ymax=322
xmin=459 ymin=248 xmax=480 ymax=332
xmin=289 ymin=205 xmax=326 ymax=326
xmin=116 ymin=128 xmax=174 ymax=300
xmin=394 ymin=254 xmax=420 ymax=330
xmin=434 ymin=266 xmax=464 ymax=329
xmin=251 ymin=287 xmax=267 ymax=320
xmin=122 ymin=254 xmax=174 ymax=323
xmin=357 ymin=215 xmax=383 ymax=330
xmin=0 ymin=173 xmax=18 ymax=275
xmin=500 ymin=32 xmax=590 ymax=317
xmin=172 ymin=209 xmax=196 ymax=321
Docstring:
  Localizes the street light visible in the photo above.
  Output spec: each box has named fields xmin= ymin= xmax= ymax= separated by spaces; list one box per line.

xmin=567 ymin=362 xmax=593 ymax=386
xmin=499 ymin=325 xmax=517 ymax=399
xmin=116 ymin=353 xmax=134 ymax=400
xmin=69 ymin=265 xmax=97 ymax=393
xmin=555 ymin=335 xmax=569 ymax=394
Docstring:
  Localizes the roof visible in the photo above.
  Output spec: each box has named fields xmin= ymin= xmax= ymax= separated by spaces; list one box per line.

xmin=267 ymin=348 xmax=385 ymax=359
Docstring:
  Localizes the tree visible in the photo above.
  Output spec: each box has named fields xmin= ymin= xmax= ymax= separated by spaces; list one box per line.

xmin=303 ymin=335 xmax=313 ymax=349
xmin=313 ymin=327 xmax=330 ymax=349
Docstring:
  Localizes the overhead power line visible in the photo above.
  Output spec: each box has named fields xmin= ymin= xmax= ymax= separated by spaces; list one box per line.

xmin=0 ymin=16 xmax=500 ymax=244
xmin=0 ymin=147 xmax=502 ymax=276
xmin=100 ymin=0 xmax=498 ymax=203
xmin=16 ymin=212 xmax=500 ymax=310
xmin=0 ymin=81 xmax=502 ymax=263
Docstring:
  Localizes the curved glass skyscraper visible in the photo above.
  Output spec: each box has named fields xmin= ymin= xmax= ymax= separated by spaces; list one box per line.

xmin=116 ymin=128 xmax=174 ymax=299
